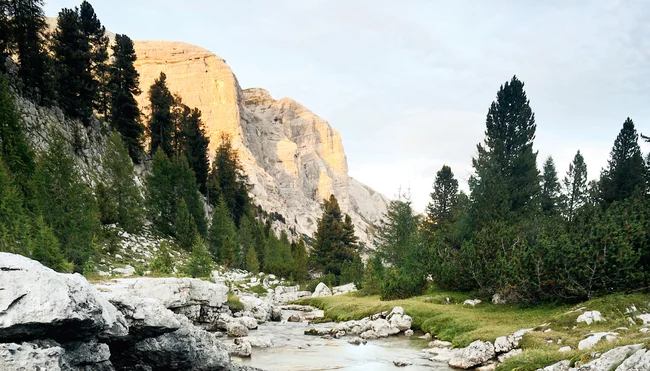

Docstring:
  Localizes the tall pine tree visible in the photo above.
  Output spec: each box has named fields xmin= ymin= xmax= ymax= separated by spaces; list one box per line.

xmin=11 ymin=0 xmax=55 ymax=104
xmin=148 ymin=72 xmax=175 ymax=157
xmin=51 ymin=7 xmax=94 ymax=122
xmin=208 ymin=195 xmax=238 ymax=266
xmin=600 ymin=118 xmax=646 ymax=204
xmin=96 ymin=132 xmax=144 ymax=233
xmin=174 ymin=102 xmax=209 ymax=193
xmin=0 ymin=0 xmax=11 ymax=66
xmin=109 ymin=34 xmax=143 ymax=162
xmin=426 ymin=165 xmax=459 ymax=228
xmin=311 ymin=194 xmax=357 ymax=276
xmin=541 ymin=156 xmax=561 ymax=216
xmin=563 ymin=150 xmax=588 ymax=223
xmin=470 ymin=76 xmax=540 ymax=225
xmin=207 ymin=133 xmax=250 ymax=225
xmin=78 ymin=1 xmax=109 ymax=115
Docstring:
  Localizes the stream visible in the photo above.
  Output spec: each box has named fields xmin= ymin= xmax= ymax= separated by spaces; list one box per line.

xmin=233 ymin=309 xmax=454 ymax=371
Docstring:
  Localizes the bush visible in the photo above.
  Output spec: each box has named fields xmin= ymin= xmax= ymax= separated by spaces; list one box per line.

xmin=380 ymin=268 xmax=426 ymax=301
xmin=150 ymin=242 xmax=174 ymax=275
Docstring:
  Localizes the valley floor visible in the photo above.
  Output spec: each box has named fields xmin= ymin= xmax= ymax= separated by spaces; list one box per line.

xmin=297 ymin=290 xmax=650 ymax=371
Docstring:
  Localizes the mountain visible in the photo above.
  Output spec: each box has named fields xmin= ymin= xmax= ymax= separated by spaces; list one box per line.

xmin=131 ymin=41 xmax=388 ymax=247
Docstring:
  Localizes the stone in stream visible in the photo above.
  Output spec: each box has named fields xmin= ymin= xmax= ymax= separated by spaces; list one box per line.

xmin=229 ymin=338 xmax=253 ymax=358
xmin=227 ymin=322 xmax=249 ymax=337
xmin=288 ymin=313 xmax=302 ymax=322
xmin=393 ymin=359 xmax=412 ymax=367
xmin=348 ymin=337 xmax=367 ymax=345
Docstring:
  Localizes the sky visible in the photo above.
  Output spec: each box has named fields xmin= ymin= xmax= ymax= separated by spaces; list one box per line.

xmin=45 ymin=0 xmax=650 ymax=211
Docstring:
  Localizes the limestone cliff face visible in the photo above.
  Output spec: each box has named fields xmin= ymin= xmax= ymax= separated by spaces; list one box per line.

xmin=132 ymin=41 xmax=388 ymax=246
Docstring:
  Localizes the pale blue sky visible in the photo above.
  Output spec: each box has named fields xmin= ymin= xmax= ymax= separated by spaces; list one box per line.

xmin=45 ymin=0 xmax=650 ymax=210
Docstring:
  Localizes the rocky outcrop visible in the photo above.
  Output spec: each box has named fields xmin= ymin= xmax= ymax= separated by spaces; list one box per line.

xmin=132 ymin=41 xmax=388 ymax=247
xmin=0 ymin=253 xmax=128 ymax=343
xmin=311 ymin=282 xmax=333 ymax=297
xmin=0 ymin=253 xmax=258 ymax=371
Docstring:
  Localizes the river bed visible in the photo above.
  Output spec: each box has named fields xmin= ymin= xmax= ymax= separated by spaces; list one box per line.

xmin=233 ymin=310 xmax=453 ymax=371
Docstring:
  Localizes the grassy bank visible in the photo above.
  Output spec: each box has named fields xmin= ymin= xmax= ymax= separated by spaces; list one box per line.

xmin=296 ymin=290 xmax=650 ymax=371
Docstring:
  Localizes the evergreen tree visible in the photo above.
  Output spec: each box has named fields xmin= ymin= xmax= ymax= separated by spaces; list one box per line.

xmin=78 ymin=1 xmax=109 ymax=115
xmin=11 ymin=0 xmax=55 ymax=104
xmin=149 ymin=241 xmax=174 ymax=274
xmin=600 ymin=118 xmax=646 ymax=204
xmin=148 ymin=72 xmax=175 ymax=157
xmin=174 ymin=198 xmax=199 ymax=251
xmin=172 ymin=155 xmax=207 ymax=236
xmin=311 ymin=194 xmax=357 ymax=276
xmin=0 ymin=75 xmax=34 ymax=193
xmin=376 ymin=196 xmax=420 ymax=268
xmin=30 ymin=215 xmax=71 ymax=272
xmin=183 ymin=238 xmax=213 ymax=278
xmin=207 ymin=133 xmax=250 ymax=225
xmin=362 ymin=253 xmax=383 ymax=295
xmin=51 ymin=7 xmax=94 ymax=121
xmin=541 ymin=156 xmax=561 ymax=216
xmin=146 ymin=149 xmax=176 ymax=235
xmin=207 ymin=196 xmax=238 ymax=266
xmin=96 ymin=132 xmax=144 ymax=233
xmin=238 ymin=215 xmax=255 ymax=270
xmin=31 ymin=132 xmax=100 ymax=271
xmin=109 ymin=34 xmax=143 ymax=163
xmin=0 ymin=0 xmax=11 ymax=66
xmin=145 ymin=149 xmax=207 ymax=237
xmin=563 ymin=150 xmax=588 ymax=222
xmin=340 ymin=252 xmax=364 ymax=287
xmin=470 ymin=76 xmax=540 ymax=225
xmin=426 ymin=165 xmax=459 ymax=228
xmin=244 ymin=244 xmax=260 ymax=274
xmin=174 ymin=102 xmax=209 ymax=193
xmin=263 ymin=230 xmax=293 ymax=278
xmin=0 ymin=156 xmax=31 ymax=256
xmin=291 ymin=238 xmax=309 ymax=282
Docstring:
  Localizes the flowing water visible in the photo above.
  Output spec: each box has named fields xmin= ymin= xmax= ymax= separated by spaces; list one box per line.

xmin=233 ymin=310 xmax=454 ymax=371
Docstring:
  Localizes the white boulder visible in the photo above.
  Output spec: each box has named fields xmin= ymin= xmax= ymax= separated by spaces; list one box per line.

xmin=0 ymin=252 xmax=128 ymax=343
xmin=578 ymin=332 xmax=618 ymax=350
xmin=311 ymin=282 xmax=333 ymax=297
xmin=448 ymin=340 xmax=496 ymax=369
xmin=616 ymin=348 xmax=650 ymax=370
xmin=576 ymin=344 xmax=642 ymax=370
xmin=576 ymin=311 xmax=604 ymax=325
xmin=463 ymin=299 xmax=482 ymax=307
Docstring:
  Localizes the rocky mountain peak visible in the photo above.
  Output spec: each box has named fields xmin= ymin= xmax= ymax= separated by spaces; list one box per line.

xmin=132 ymin=40 xmax=388 ymax=246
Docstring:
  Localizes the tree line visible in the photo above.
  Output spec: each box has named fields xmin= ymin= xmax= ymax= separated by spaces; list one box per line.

xmin=359 ymin=76 xmax=650 ymax=303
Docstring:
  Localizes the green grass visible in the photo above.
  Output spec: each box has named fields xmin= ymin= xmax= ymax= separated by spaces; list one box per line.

xmin=296 ymin=291 xmax=650 ymax=371
xmin=227 ymin=293 xmax=245 ymax=313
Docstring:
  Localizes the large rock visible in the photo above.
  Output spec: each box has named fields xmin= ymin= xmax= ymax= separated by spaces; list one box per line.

xmin=226 ymin=322 xmax=249 ymax=337
xmin=576 ymin=311 xmax=604 ymax=325
xmin=576 ymin=344 xmax=643 ymax=370
xmin=312 ymin=282 xmax=333 ymax=297
xmin=0 ymin=340 xmax=114 ymax=371
xmin=616 ymin=348 xmax=650 ymax=370
xmin=536 ymin=360 xmax=570 ymax=371
xmin=448 ymin=340 xmax=496 ymax=369
xmin=238 ymin=295 xmax=273 ymax=323
xmin=578 ymin=332 xmax=618 ymax=350
xmin=131 ymin=41 xmax=388 ymax=248
xmin=493 ymin=328 xmax=533 ymax=353
xmin=102 ymin=293 xmax=181 ymax=341
xmin=95 ymin=277 xmax=228 ymax=310
xmin=229 ymin=338 xmax=252 ymax=358
xmin=110 ymin=316 xmax=234 ymax=371
xmin=0 ymin=253 xmax=128 ymax=343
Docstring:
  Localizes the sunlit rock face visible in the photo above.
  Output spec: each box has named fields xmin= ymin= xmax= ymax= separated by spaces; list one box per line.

xmin=133 ymin=41 xmax=388 ymax=247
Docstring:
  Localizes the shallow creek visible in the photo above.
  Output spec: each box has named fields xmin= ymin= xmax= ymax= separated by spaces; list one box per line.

xmin=234 ymin=309 xmax=454 ymax=371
